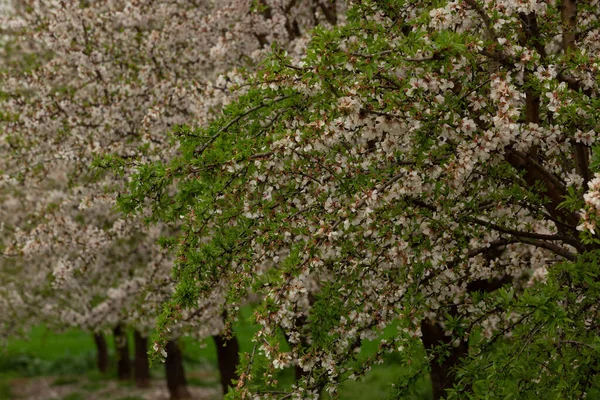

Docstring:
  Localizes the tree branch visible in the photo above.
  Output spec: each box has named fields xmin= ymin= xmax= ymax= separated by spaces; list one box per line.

xmin=504 ymin=148 xmax=579 ymax=229
xmin=193 ymin=96 xmax=292 ymax=158
xmin=519 ymin=238 xmax=577 ymax=261
xmin=468 ymin=217 xmax=577 ymax=245
xmin=464 ymin=0 xmax=497 ymax=40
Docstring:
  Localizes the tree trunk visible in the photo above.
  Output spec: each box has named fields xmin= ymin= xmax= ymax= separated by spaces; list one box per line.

xmin=134 ymin=330 xmax=151 ymax=388
xmin=93 ymin=333 xmax=109 ymax=374
xmin=113 ymin=324 xmax=132 ymax=380
xmin=213 ymin=334 xmax=240 ymax=394
xmin=420 ymin=319 xmax=469 ymax=400
xmin=165 ymin=339 xmax=191 ymax=399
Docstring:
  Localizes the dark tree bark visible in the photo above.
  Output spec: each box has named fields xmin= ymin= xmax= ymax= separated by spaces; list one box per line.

xmin=213 ymin=333 xmax=240 ymax=395
xmin=93 ymin=333 xmax=109 ymax=374
xmin=134 ymin=330 xmax=151 ymax=388
xmin=421 ymin=320 xmax=469 ymax=400
xmin=165 ymin=339 xmax=191 ymax=399
xmin=294 ymin=362 xmax=307 ymax=382
xmin=113 ymin=324 xmax=132 ymax=380
xmin=318 ymin=0 xmax=338 ymax=25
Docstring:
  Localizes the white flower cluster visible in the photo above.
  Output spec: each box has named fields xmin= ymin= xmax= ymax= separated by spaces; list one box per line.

xmin=578 ymin=174 xmax=600 ymax=234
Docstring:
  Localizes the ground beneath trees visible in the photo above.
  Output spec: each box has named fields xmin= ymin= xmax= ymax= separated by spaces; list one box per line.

xmin=9 ymin=373 xmax=221 ymax=400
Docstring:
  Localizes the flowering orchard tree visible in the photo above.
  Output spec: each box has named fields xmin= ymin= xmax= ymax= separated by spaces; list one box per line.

xmin=122 ymin=0 xmax=600 ymax=398
xmin=0 ymin=0 xmax=341 ymax=181
xmin=0 ymin=0 xmax=341 ymax=320
xmin=0 ymin=0 xmax=342 ymax=395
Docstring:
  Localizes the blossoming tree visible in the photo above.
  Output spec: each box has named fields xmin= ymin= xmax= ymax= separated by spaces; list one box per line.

xmin=122 ymin=0 xmax=600 ymax=398
xmin=0 ymin=0 xmax=342 ymax=396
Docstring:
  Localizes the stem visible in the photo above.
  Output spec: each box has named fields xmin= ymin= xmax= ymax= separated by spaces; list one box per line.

xmin=93 ymin=333 xmax=109 ymax=374
xmin=213 ymin=333 xmax=240 ymax=395
xmin=113 ymin=324 xmax=131 ymax=381
xmin=134 ymin=330 xmax=151 ymax=388
xmin=165 ymin=339 xmax=191 ymax=399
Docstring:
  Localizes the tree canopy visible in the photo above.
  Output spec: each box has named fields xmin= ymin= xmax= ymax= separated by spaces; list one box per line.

xmin=2 ymin=0 xmax=600 ymax=399
xmin=123 ymin=0 xmax=600 ymax=398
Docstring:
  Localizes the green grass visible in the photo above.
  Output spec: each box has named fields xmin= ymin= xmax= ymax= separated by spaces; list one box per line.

xmin=3 ymin=326 xmax=101 ymax=361
xmin=80 ymin=379 xmax=105 ymax=392
xmin=0 ymin=372 xmax=16 ymax=400
xmin=0 ymin=307 xmax=428 ymax=399
xmin=181 ymin=305 xmax=258 ymax=367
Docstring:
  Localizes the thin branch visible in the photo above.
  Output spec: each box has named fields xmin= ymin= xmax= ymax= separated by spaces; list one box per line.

xmin=248 ymin=151 xmax=274 ymax=160
xmin=469 ymin=217 xmax=579 ymax=246
xmin=349 ymin=50 xmax=393 ymax=58
xmin=193 ymin=95 xmax=292 ymax=157
xmin=350 ymin=50 xmax=441 ymax=63
xmin=464 ymin=0 xmax=497 ymax=39
xmin=519 ymin=238 xmax=577 ymax=261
